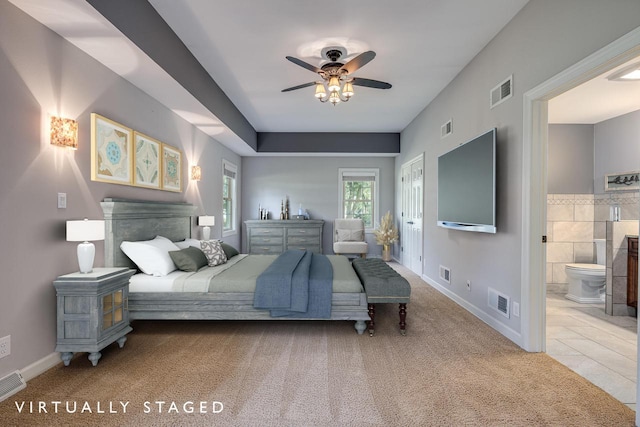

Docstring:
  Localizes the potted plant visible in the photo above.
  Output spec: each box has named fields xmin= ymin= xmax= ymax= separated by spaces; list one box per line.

xmin=374 ymin=211 xmax=399 ymax=262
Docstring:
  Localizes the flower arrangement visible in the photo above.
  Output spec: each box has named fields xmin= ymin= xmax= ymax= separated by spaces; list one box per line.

xmin=373 ymin=211 xmax=399 ymax=247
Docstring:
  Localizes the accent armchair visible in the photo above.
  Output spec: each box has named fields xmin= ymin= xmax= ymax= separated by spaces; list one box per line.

xmin=333 ymin=219 xmax=368 ymax=258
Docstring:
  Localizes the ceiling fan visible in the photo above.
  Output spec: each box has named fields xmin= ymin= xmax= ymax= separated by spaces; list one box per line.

xmin=282 ymin=47 xmax=392 ymax=106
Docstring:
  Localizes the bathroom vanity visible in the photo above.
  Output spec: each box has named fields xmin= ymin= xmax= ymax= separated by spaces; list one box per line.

xmin=628 ymin=236 xmax=638 ymax=309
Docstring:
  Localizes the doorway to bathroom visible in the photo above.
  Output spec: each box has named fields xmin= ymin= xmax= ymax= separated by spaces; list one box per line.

xmin=543 ymin=54 xmax=640 ymax=408
xmin=518 ymin=27 xmax=640 ymax=418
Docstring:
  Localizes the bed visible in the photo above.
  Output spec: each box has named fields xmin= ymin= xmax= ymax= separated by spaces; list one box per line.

xmin=101 ymin=198 xmax=370 ymax=334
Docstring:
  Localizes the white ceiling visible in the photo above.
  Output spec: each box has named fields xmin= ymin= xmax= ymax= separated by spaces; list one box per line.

xmin=548 ymin=57 xmax=640 ymax=124
xmin=148 ymin=0 xmax=528 ymax=133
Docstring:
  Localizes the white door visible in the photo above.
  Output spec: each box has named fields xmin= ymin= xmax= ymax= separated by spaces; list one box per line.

xmin=402 ymin=155 xmax=424 ymax=275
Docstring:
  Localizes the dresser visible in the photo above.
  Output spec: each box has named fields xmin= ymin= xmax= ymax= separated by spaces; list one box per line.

xmin=245 ymin=220 xmax=324 ymax=254
xmin=628 ymin=236 xmax=638 ymax=309
xmin=53 ymin=268 xmax=135 ymax=366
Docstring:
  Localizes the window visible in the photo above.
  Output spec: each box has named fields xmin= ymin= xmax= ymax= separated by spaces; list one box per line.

xmin=222 ymin=160 xmax=237 ymax=236
xmin=338 ymin=168 xmax=379 ymax=230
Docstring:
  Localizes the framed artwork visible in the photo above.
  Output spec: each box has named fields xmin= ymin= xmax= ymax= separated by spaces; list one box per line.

xmin=91 ymin=113 xmax=133 ymax=185
xmin=604 ymin=171 xmax=640 ymax=191
xmin=133 ymin=131 xmax=161 ymax=189
xmin=162 ymin=143 xmax=182 ymax=192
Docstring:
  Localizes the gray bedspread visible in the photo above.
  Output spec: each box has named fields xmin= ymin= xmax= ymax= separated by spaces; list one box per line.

xmin=253 ymin=250 xmax=333 ymax=318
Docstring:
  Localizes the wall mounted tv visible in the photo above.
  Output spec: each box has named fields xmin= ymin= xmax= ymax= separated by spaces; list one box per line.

xmin=437 ymin=128 xmax=497 ymax=233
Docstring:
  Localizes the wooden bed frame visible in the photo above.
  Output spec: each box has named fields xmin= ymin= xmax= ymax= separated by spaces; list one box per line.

xmin=101 ymin=198 xmax=370 ymax=334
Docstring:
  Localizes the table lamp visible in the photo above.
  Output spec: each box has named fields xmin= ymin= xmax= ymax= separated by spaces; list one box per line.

xmin=66 ymin=219 xmax=105 ymax=273
xmin=198 ymin=216 xmax=215 ymax=240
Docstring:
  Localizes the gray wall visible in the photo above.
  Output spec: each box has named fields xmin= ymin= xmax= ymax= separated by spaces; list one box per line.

xmin=594 ymin=109 xmax=640 ymax=194
xmin=548 ymin=124 xmax=594 ymax=194
xmin=241 ymin=156 xmax=395 ymax=255
xmin=397 ymin=0 xmax=640 ymax=337
xmin=0 ymin=2 xmax=241 ymax=378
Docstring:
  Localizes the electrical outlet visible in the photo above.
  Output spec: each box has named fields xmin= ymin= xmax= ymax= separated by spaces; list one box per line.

xmin=0 ymin=335 xmax=10 ymax=359
xmin=513 ymin=302 xmax=520 ymax=317
xmin=466 ymin=280 xmax=471 ymax=291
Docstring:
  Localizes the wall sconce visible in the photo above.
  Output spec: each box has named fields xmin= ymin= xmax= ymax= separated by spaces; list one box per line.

xmin=191 ymin=165 xmax=202 ymax=181
xmin=198 ymin=216 xmax=215 ymax=240
xmin=50 ymin=116 xmax=78 ymax=149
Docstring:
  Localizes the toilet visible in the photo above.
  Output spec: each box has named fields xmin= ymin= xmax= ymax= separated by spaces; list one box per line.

xmin=565 ymin=239 xmax=606 ymax=304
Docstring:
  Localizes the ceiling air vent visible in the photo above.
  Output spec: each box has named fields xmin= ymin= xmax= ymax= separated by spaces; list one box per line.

xmin=441 ymin=119 xmax=453 ymax=138
xmin=488 ymin=287 xmax=510 ymax=318
xmin=490 ymin=75 xmax=513 ymax=109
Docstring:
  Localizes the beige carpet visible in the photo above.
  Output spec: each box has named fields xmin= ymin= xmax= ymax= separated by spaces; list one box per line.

xmin=0 ymin=263 xmax=634 ymax=426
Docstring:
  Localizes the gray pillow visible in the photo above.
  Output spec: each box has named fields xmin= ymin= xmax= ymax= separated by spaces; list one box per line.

xmin=221 ymin=242 xmax=240 ymax=259
xmin=168 ymin=247 xmax=208 ymax=272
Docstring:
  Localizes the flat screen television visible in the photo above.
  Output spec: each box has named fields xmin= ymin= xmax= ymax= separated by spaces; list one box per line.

xmin=437 ymin=128 xmax=497 ymax=233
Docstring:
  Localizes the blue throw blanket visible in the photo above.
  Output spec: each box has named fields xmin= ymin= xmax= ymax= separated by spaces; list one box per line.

xmin=253 ymin=250 xmax=333 ymax=318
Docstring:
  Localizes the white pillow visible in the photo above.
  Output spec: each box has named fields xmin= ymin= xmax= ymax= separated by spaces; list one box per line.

xmin=175 ymin=238 xmax=201 ymax=249
xmin=120 ymin=236 xmax=180 ymax=276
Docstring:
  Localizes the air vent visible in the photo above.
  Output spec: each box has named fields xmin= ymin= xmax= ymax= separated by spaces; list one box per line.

xmin=441 ymin=119 xmax=453 ymax=138
xmin=488 ymin=287 xmax=510 ymax=318
xmin=439 ymin=265 xmax=450 ymax=284
xmin=490 ymin=75 xmax=513 ymax=109
xmin=0 ymin=371 xmax=26 ymax=402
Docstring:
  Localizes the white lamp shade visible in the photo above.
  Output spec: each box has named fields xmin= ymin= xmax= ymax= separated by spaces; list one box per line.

xmin=198 ymin=216 xmax=215 ymax=226
xmin=66 ymin=219 xmax=105 ymax=242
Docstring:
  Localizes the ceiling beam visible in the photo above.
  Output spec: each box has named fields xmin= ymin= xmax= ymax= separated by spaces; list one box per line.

xmin=86 ymin=0 xmax=257 ymax=151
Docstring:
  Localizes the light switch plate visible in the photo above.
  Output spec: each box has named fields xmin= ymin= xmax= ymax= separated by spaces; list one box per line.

xmin=57 ymin=193 xmax=67 ymax=209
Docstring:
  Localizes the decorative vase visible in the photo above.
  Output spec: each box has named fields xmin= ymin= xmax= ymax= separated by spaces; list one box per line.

xmin=382 ymin=244 xmax=391 ymax=262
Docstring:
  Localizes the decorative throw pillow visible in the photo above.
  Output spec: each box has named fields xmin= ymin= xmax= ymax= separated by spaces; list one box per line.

xmin=200 ymin=240 xmax=227 ymax=266
xmin=336 ymin=229 xmax=364 ymax=242
xmin=120 ymin=236 xmax=180 ymax=276
xmin=220 ymin=242 xmax=240 ymax=259
xmin=169 ymin=247 xmax=208 ymax=272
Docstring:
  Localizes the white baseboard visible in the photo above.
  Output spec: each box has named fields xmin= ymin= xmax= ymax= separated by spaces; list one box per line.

xmin=20 ymin=352 xmax=61 ymax=382
xmin=422 ymin=273 xmax=523 ymax=348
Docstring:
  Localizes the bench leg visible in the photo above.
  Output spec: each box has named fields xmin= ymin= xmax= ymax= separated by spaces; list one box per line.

xmin=399 ymin=303 xmax=407 ymax=336
xmin=367 ymin=303 xmax=375 ymax=336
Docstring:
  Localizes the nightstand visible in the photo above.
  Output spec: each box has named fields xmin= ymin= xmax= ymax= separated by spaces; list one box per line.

xmin=53 ymin=268 xmax=136 ymax=366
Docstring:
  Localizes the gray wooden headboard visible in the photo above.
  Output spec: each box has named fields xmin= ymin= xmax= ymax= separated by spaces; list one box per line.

xmin=100 ymin=198 xmax=197 ymax=268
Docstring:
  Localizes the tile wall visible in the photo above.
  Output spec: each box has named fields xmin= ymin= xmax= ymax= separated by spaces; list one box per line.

xmin=547 ymin=194 xmax=595 ymax=294
xmin=606 ymin=220 xmax=639 ymax=316
xmin=547 ymin=192 xmax=640 ymax=305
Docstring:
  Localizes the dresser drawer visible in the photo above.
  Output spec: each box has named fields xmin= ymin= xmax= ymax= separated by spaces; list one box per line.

xmin=288 ymin=245 xmax=321 ymax=253
xmin=287 ymin=227 xmax=320 ymax=237
xmin=287 ymin=236 xmax=318 ymax=246
xmin=251 ymin=228 xmax=284 ymax=237
xmin=250 ymin=245 xmax=284 ymax=255
xmin=251 ymin=236 xmax=284 ymax=245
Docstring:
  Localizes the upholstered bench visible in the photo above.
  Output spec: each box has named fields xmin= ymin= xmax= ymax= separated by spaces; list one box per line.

xmin=352 ymin=258 xmax=411 ymax=336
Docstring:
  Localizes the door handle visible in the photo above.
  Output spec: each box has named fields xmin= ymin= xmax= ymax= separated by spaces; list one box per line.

xmin=407 ymin=221 xmax=414 ymax=225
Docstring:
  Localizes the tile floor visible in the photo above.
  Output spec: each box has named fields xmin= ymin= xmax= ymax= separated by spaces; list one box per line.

xmin=546 ymin=293 xmax=638 ymax=410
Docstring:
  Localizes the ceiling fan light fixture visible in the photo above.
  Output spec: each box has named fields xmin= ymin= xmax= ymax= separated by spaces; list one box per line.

xmin=328 ymin=76 xmax=341 ymax=92
xmin=314 ymin=83 xmax=327 ymax=98
xmin=329 ymin=90 xmax=340 ymax=106
xmin=342 ymin=81 xmax=354 ymax=99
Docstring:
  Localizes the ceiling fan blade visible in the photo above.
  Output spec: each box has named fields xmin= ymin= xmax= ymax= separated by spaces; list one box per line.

xmin=286 ymin=56 xmax=322 ymax=74
xmin=351 ymin=77 xmax=392 ymax=89
xmin=340 ymin=51 xmax=376 ymax=74
xmin=281 ymin=82 xmax=317 ymax=92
